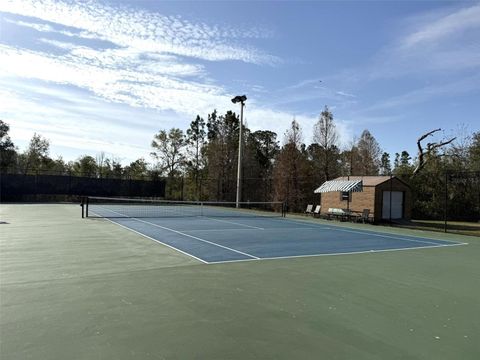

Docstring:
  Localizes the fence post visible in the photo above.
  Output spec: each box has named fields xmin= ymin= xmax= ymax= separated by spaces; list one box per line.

xmin=389 ymin=174 xmax=393 ymax=225
xmin=181 ymin=176 xmax=184 ymax=201
xmin=34 ymin=170 xmax=38 ymax=201
xmin=199 ymin=176 xmax=203 ymax=201
xmin=68 ymin=171 xmax=72 ymax=195
xmin=444 ymin=171 xmax=448 ymax=233
xmin=81 ymin=197 xmax=85 ymax=218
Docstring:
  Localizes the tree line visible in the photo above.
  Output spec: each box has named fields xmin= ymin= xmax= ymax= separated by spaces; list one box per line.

xmin=1 ymin=109 xmax=479 ymax=217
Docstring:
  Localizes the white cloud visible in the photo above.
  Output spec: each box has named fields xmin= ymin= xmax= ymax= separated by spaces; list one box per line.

xmin=1 ymin=84 xmax=163 ymax=162
xmin=336 ymin=91 xmax=356 ymax=98
xmin=4 ymin=17 xmax=56 ymax=32
xmin=363 ymin=74 xmax=480 ymax=113
xmin=401 ymin=4 xmax=480 ymax=49
xmin=38 ymin=38 xmax=76 ymax=50
xmin=0 ymin=0 xmax=278 ymax=64
xmin=1 ymin=77 xmax=355 ymax=163
xmin=0 ymin=0 xmax=362 ymax=163
xmin=246 ymin=106 xmax=353 ymax=149
xmin=368 ymin=3 xmax=480 ymax=79
xmin=0 ymin=0 xmax=281 ymax=137
xmin=0 ymin=44 xmax=224 ymax=114
xmin=3 ymin=17 xmax=101 ymax=40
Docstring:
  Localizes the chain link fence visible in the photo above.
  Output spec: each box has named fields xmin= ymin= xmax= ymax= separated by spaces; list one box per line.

xmin=0 ymin=170 xmax=165 ymax=202
xmin=397 ymin=170 xmax=480 ymax=235
xmin=2 ymin=167 xmax=478 ymax=235
xmin=166 ymin=171 xmax=479 ymax=236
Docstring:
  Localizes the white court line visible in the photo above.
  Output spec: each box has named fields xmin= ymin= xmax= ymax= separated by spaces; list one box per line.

xmin=204 ymin=216 xmax=264 ymax=230
xmin=180 ymin=228 xmax=261 ymax=232
xmin=206 ymin=242 xmax=467 ymax=265
xmin=93 ymin=206 xmax=259 ymax=260
xmin=92 ymin=212 xmax=208 ymax=264
xmin=89 ymin=206 xmax=467 ymax=265
xmin=278 ymin=217 xmax=468 ymax=246
xmin=332 ymin=228 xmax=447 ymax=246
xmin=263 ymin=227 xmax=320 ymax=231
xmin=180 ymin=227 xmax=319 ymax=233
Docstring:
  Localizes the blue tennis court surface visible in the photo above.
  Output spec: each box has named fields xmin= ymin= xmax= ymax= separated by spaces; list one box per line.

xmin=95 ymin=215 xmax=466 ymax=264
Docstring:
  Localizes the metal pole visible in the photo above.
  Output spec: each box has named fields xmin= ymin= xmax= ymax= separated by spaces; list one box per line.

xmin=444 ymin=171 xmax=448 ymax=233
xmin=389 ymin=174 xmax=392 ymax=225
xmin=346 ymin=175 xmax=350 ymax=212
xmin=236 ymin=101 xmax=244 ymax=208
xmin=181 ymin=175 xmax=184 ymax=201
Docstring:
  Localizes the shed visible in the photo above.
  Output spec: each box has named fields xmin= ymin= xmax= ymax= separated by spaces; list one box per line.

xmin=314 ymin=176 xmax=411 ymax=222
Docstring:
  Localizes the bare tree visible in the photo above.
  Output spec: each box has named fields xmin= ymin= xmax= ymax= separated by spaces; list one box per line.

xmin=357 ymin=130 xmax=381 ymax=175
xmin=285 ymin=117 xmax=303 ymax=148
xmin=312 ymin=106 xmax=339 ymax=180
xmin=413 ymin=128 xmax=456 ymax=176
xmin=96 ymin=151 xmax=106 ymax=178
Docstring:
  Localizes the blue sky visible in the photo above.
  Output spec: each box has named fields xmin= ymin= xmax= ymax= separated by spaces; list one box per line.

xmin=1 ymin=0 xmax=479 ymax=164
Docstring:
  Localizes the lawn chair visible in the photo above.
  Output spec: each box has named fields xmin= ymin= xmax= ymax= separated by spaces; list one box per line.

xmin=313 ymin=205 xmax=321 ymax=218
xmin=305 ymin=204 xmax=313 ymax=216
xmin=358 ymin=209 xmax=371 ymax=223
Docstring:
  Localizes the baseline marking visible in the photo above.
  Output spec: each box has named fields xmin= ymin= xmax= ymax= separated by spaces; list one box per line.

xmin=93 ymin=206 xmax=259 ymax=260
xmin=206 ymin=242 xmax=467 ymax=265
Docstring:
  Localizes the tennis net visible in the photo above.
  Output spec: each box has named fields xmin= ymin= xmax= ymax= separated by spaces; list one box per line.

xmin=82 ymin=196 xmax=285 ymax=219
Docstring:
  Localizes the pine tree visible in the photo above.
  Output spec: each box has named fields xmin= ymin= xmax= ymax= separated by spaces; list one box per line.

xmin=380 ymin=152 xmax=392 ymax=175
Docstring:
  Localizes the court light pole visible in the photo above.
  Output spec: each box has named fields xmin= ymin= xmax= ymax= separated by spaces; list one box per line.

xmin=231 ymin=95 xmax=247 ymax=208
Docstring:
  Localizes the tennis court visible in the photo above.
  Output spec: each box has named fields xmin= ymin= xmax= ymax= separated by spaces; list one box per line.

xmin=84 ymin=197 xmax=465 ymax=264
xmin=2 ymin=203 xmax=479 ymax=360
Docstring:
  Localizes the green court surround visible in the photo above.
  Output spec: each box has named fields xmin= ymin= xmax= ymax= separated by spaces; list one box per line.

xmin=1 ymin=204 xmax=479 ymax=359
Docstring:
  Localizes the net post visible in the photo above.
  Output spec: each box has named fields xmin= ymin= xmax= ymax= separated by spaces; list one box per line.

xmin=86 ymin=196 xmax=89 ymax=218
xmin=81 ymin=197 xmax=85 ymax=218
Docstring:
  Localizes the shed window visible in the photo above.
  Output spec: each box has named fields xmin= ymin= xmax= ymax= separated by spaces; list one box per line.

xmin=340 ymin=192 xmax=351 ymax=201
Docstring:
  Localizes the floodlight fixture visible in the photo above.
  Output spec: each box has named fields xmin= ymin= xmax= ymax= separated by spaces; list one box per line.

xmin=231 ymin=95 xmax=247 ymax=104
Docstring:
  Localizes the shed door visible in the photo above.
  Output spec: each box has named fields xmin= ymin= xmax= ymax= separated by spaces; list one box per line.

xmin=382 ymin=191 xmax=403 ymax=219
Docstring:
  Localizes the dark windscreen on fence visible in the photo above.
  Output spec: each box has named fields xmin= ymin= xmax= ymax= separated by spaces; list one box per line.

xmin=0 ymin=173 xmax=165 ymax=201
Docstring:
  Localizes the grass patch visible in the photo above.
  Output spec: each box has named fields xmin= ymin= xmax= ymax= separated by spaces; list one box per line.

xmin=395 ymin=219 xmax=480 ymax=237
